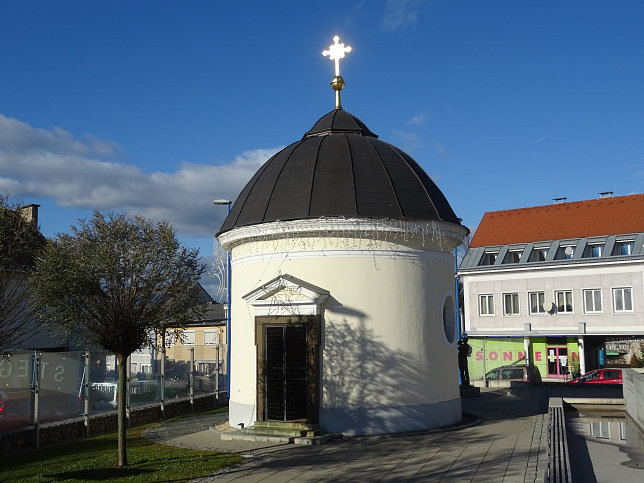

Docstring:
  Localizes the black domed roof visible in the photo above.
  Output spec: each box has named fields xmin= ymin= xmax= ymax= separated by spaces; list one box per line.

xmin=218 ymin=109 xmax=461 ymax=235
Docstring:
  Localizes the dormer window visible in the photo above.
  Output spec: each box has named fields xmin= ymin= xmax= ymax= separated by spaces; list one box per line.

xmin=556 ymin=245 xmax=575 ymax=260
xmin=480 ymin=252 xmax=498 ymax=266
xmin=613 ymin=241 xmax=634 ymax=256
xmin=503 ymin=249 xmax=522 ymax=264
xmin=529 ymin=247 xmax=548 ymax=262
xmin=584 ymin=244 xmax=604 ymax=258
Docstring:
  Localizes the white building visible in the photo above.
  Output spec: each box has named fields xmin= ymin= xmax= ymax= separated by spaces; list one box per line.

xmin=458 ymin=194 xmax=644 ymax=381
xmin=216 ymin=40 xmax=467 ymax=435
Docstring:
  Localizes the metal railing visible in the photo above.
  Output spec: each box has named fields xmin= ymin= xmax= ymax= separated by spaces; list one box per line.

xmin=0 ymin=345 xmax=227 ymax=444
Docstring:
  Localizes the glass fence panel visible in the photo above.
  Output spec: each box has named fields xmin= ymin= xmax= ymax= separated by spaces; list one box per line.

xmin=128 ymin=379 xmax=159 ymax=407
xmin=0 ymin=351 xmax=35 ymax=431
xmin=85 ymin=350 xmax=118 ymax=412
xmin=39 ymin=351 xmax=84 ymax=422
xmin=164 ymin=351 xmax=190 ymax=400
xmin=129 ymin=347 xmax=160 ymax=407
xmin=195 ymin=344 xmax=226 ymax=395
xmin=0 ymin=343 xmax=226 ymax=434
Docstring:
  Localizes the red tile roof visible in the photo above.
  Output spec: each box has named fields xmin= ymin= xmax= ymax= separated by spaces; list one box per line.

xmin=470 ymin=194 xmax=644 ymax=248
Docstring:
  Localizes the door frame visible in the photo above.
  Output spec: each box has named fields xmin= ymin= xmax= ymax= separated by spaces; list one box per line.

xmin=546 ymin=346 xmax=569 ymax=378
xmin=255 ymin=315 xmax=321 ymax=423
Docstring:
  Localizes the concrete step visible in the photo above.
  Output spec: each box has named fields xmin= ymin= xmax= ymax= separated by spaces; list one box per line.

xmin=252 ymin=421 xmax=321 ymax=432
xmin=217 ymin=429 xmax=342 ymax=445
xmin=243 ymin=420 xmax=324 ymax=438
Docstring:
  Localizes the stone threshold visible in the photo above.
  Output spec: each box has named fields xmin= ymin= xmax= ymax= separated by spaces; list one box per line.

xmin=214 ymin=427 xmax=343 ymax=445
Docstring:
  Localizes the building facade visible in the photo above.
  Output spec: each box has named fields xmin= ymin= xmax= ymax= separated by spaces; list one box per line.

xmin=459 ymin=194 xmax=644 ymax=382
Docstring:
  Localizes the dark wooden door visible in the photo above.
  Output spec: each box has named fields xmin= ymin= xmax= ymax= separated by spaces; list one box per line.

xmin=264 ymin=325 xmax=308 ymax=421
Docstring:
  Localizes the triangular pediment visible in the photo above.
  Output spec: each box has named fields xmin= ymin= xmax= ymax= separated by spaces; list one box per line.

xmin=243 ymin=274 xmax=329 ymax=316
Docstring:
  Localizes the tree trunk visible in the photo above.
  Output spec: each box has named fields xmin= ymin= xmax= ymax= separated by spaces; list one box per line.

xmin=117 ymin=353 xmax=128 ymax=466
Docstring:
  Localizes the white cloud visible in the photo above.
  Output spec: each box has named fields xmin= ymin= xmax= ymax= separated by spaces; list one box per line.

xmin=393 ymin=129 xmax=421 ymax=153
xmin=0 ymin=114 xmax=120 ymax=157
xmin=381 ymin=0 xmax=423 ymax=32
xmin=407 ymin=114 xmax=426 ymax=126
xmin=0 ymin=113 xmax=280 ymax=238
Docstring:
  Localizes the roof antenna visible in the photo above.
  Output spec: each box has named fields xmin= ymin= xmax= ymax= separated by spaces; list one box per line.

xmin=322 ymin=35 xmax=351 ymax=110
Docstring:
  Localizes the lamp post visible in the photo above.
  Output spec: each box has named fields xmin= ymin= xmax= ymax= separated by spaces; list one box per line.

xmin=214 ymin=199 xmax=232 ymax=398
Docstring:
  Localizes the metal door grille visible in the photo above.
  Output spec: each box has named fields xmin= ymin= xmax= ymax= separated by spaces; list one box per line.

xmin=265 ymin=325 xmax=307 ymax=421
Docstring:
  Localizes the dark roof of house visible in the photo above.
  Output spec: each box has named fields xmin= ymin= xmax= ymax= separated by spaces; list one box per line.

xmin=196 ymin=302 xmax=226 ymax=324
xmin=470 ymin=194 xmax=644 ymax=247
xmin=217 ymin=109 xmax=461 ymax=235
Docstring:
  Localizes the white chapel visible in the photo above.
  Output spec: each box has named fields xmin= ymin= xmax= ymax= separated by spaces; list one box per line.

xmin=216 ymin=36 xmax=468 ymax=435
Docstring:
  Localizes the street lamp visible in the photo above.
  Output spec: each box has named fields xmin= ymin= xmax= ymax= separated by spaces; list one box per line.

xmin=214 ymin=199 xmax=232 ymax=398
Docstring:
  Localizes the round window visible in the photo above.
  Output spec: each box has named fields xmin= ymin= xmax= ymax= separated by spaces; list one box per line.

xmin=443 ymin=295 xmax=456 ymax=343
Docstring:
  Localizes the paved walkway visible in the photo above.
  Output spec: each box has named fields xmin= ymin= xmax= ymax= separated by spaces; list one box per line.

xmin=143 ymin=384 xmax=638 ymax=482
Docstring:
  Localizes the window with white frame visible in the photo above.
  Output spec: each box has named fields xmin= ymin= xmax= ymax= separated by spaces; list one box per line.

xmin=614 ymin=241 xmax=634 ymax=256
xmin=503 ymin=292 xmax=519 ymax=315
xmin=583 ymin=289 xmax=603 ymax=313
xmin=479 ymin=294 xmax=494 ymax=316
xmin=480 ymin=252 xmax=498 ymax=266
xmin=613 ymin=287 xmax=633 ymax=312
xmin=181 ymin=330 xmax=195 ymax=346
xmin=529 ymin=291 xmax=545 ymax=314
xmin=204 ymin=329 xmax=219 ymax=346
xmin=584 ymin=244 xmax=604 ymax=258
xmin=556 ymin=290 xmax=573 ymax=313
xmin=591 ymin=421 xmax=611 ymax=439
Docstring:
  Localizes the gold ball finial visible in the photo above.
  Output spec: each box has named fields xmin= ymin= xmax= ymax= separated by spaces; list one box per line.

xmin=330 ymin=75 xmax=346 ymax=109
xmin=331 ymin=75 xmax=345 ymax=91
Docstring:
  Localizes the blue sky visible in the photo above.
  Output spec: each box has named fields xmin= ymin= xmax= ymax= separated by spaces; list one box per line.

xmin=2 ymin=1 xmax=644 ymax=296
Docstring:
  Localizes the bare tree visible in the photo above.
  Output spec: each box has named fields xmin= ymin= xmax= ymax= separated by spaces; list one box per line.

xmin=0 ymin=195 xmax=46 ymax=358
xmin=30 ymin=211 xmax=205 ymax=467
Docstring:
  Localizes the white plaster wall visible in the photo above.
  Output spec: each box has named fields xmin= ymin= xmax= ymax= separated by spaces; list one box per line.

xmin=462 ymin=261 xmax=644 ymax=336
xmin=225 ymin=230 xmax=463 ymax=434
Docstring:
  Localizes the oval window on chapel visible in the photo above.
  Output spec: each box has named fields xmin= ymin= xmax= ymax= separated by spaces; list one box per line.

xmin=443 ymin=295 xmax=456 ymax=344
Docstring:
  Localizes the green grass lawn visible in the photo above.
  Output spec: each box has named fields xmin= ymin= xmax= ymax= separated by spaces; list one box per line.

xmin=1 ymin=415 xmax=242 ymax=482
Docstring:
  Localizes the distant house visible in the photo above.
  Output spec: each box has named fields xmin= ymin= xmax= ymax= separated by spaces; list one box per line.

xmin=5 ymin=204 xmax=69 ymax=352
xmin=160 ymin=284 xmax=227 ymax=382
xmin=458 ymin=194 xmax=644 ymax=382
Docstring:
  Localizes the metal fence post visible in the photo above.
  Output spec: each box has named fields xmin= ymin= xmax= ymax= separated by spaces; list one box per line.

xmin=482 ymin=339 xmax=487 ymax=386
xmin=189 ymin=347 xmax=194 ymax=408
xmin=215 ymin=345 xmax=220 ymax=395
xmin=31 ymin=351 xmax=41 ymax=449
xmin=84 ymin=350 xmax=91 ymax=436
xmin=126 ymin=355 xmax=131 ymax=422
xmin=160 ymin=346 xmax=165 ymax=417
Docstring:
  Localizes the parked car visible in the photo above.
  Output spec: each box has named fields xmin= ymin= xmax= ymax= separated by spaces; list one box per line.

xmin=484 ymin=364 xmax=542 ymax=383
xmin=569 ymin=368 xmax=622 ymax=384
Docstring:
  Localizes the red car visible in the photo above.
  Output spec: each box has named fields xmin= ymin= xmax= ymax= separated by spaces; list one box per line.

xmin=570 ymin=368 xmax=622 ymax=384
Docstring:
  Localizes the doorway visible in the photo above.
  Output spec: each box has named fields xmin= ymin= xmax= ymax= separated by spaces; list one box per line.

xmin=255 ymin=316 xmax=320 ymax=423
xmin=546 ymin=346 xmax=569 ymax=378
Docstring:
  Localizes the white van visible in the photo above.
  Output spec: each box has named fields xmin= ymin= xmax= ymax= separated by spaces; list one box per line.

xmin=88 ymin=381 xmax=158 ymax=411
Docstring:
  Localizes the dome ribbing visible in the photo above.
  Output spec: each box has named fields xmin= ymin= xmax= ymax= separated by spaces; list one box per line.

xmin=218 ymin=109 xmax=461 ymax=235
